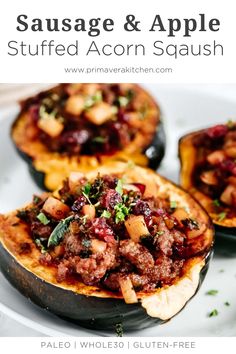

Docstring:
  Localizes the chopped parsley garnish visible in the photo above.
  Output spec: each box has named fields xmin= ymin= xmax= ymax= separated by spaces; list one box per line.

xmin=227 ymin=120 xmax=235 ymax=129
xmin=92 ymin=136 xmax=107 ymax=144
xmin=115 ymin=179 xmax=123 ymax=195
xmin=224 ymin=301 xmax=230 ymax=307
xmin=101 ymin=210 xmax=111 ymax=218
xmin=118 ymin=96 xmax=129 ymax=107
xmin=218 ymin=212 xmax=227 ymax=221
xmin=156 ymin=231 xmax=164 ymax=236
xmin=37 ymin=212 xmax=50 ymax=225
xmin=208 ymin=309 xmax=218 ymax=317
xmin=84 ymin=91 xmax=102 ymax=109
xmin=35 ymin=239 xmax=47 ymax=253
xmin=82 ymin=183 xmax=92 ymax=204
xmin=170 ymin=200 xmax=177 ymax=209
xmin=114 ymin=203 xmax=130 ymax=224
xmin=33 ymin=195 xmax=40 ymax=204
xmin=213 ymin=199 xmax=221 ymax=207
xmin=115 ymin=323 xmax=124 ymax=337
xmin=206 ymin=290 xmax=218 ymax=296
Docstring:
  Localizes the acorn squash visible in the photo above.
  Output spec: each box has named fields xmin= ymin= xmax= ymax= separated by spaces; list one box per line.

xmin=179 ymin=122 xmax=236 ymax=239
xmin=11 ymin=84 xmax=165 ymax=191
xmin=0 ymin=163 xmax=213 ymax=331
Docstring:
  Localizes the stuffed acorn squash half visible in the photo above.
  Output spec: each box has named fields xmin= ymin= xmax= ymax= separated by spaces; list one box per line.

xmin=11 ymin=83 xmax=165 ymax=191
xmin=179 ymin=121 xmax=236 ymax=240
xmin=0 ymin=163 xmax=213 ymax=331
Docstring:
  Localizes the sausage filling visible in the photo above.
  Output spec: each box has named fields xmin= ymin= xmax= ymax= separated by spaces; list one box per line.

xmin=17 ymin=173 xmax=206 ymax=300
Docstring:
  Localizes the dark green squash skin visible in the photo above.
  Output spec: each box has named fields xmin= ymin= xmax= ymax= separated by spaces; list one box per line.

xmin=11 ymin=121 xmax=166 ymax=191
xmin=215 ymin=226 xmax=236 ymax=241
xmin=0 ymin=239 xmax=212 ymax=332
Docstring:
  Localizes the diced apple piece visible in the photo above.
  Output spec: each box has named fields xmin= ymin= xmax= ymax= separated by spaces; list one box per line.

xmin=81 ymin=205 xmax=96 ymax=220
xmin=164 ymin=217 xmax=175 ymax=230
xmin=123 ymin=184 xmax=140 ymax=192
xmin=37 ymin=117 xmax=64 ymax=138
xmin=172 ymin=208 xmax=189 ymax=224
xmin=85 ymin=102 xmax=114 ymax=125
xmin=125 ymin=112 xmax=142 ymax=128
xmin=220 ymin=184 xmax=236 ymax=206
xmin=200 ymin=170 xmax=218 ymax=185
xmin=125 ymin=215 xmax=150 ymax=243
xmin=65 ymin=94 xmax=85 ymax=115
xmin=68 ymin=172 xmax=84 ymax=191
xmin=82 ymin=84 xmax=100 ymax=96
xmin=42 ymin=197 xmax=70 ymax=220
xmin=118 ymin=276 xmax=138 ymax=304
xmin=228 ymin=176 xmax=236 ymax=186
xmin=224 ymin=144 xmax=236 ymax=158
xmin=65 ymin=84 xmax=82 ymax=96
xmin=91 ymin=239 xmax=107 ymax=254
xmin=207 ymin=150 xmax=226 ymax=165
xmin=187 ymin=223 xmax=206 ymax=239
xmin=51 ymin=245 xmax=65 ymax=258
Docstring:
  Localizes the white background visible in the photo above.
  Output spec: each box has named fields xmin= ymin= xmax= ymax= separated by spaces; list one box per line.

xmin=0 ymin=0 xmax=235 ymax=82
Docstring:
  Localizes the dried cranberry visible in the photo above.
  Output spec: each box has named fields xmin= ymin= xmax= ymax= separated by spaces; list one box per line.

xmin=72 ymin=196 xmax=87 ymax=212
xmin=100 ymin=189 xmax=122 ymax=211
xmin=61 ymin=130 xmax=91 ymax=147
xmin=152 ymin=208 xmax=167 ymax=217
xmin=206 ymin=124 xmax=228 ymax=139
xmin=31 ymin=221 xmax=52 ymax=238
xmin=132 ymin=183 xmax=146 ymax=194
xmin=102 ymin=175 xmax=118 ymax=189
xmin=90 ymin=218 xmax=115 ymax=242
xmin=133 ymin=200 xmax=151 ymax=217
xmin=219 ymin=159 xmax=236 ymax=175
xmin=28 ymin=104 xmax=40 ymax=122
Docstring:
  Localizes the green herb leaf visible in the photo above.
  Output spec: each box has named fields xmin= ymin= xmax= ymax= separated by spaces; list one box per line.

xmin=82 ymin=183 xmax=92 ymax=204
xmin=33 ymin=195 xmax=40 ymax=204
xmin=227 ymin=120 xmax=235 ymax=129
xmin=115 ymin=179 xmax=123 ymax=195
xmin=84 ymin=91 xmax=102 ymax=109
xmin=92 ymin=136 xmax=107 ymax=144
xmin=206 ymin=290 xmax=218 ymax=296
xmin=156 ymin=231 xmax=164 ymax=236
xmin=208 ymin=309 xmax=218 ymax=317
xmin=218 ymin=212 xmax=227 ymax=221
xmin=37 ymin=212 xmax=50 ymax=225
xmin=115 ymin=323 xmax=124 ymax=337
xmin=213 ymin=199 xmax=221 ymax=207
xmin=47 ymin=215 xmax=74 ymax=247
xmin=224 ymin=301 xmax=230 ymax=307
xmin=170 ymin=200 xmax=177 ymax=209
xmin=101 ymin=210 xmax=111 ymax=218
xmin=118 ymin=96 xmax=129 ymax=107
xmin=114 ymin=203 xmax=130 ymax=224
xmin=35 ymin=239 xmax=47 ymax=254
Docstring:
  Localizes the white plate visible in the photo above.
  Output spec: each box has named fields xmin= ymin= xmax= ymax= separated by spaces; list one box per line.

xmin=0 ymin=85 xmax=236 ymax=337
